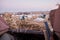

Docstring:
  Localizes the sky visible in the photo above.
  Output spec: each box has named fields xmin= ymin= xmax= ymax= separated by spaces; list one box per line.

xmin=0 ymin=0 xmax=60 ymax=12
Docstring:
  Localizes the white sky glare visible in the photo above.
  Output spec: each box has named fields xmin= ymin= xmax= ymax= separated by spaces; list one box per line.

xmin=0 ymin=0 xmax=60 ymax=12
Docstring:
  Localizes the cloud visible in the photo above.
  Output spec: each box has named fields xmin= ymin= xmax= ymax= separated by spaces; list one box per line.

xmin=0 ymin=0 xmax=60 ymax=12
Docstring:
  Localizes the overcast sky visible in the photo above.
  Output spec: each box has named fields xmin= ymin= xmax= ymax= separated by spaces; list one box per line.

xmin=0 ymin=0 xmax=60 ymax=12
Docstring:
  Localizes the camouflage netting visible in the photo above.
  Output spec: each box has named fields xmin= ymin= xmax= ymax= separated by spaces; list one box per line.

xmin=2 ymin=13 xmax=46 ymax=31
